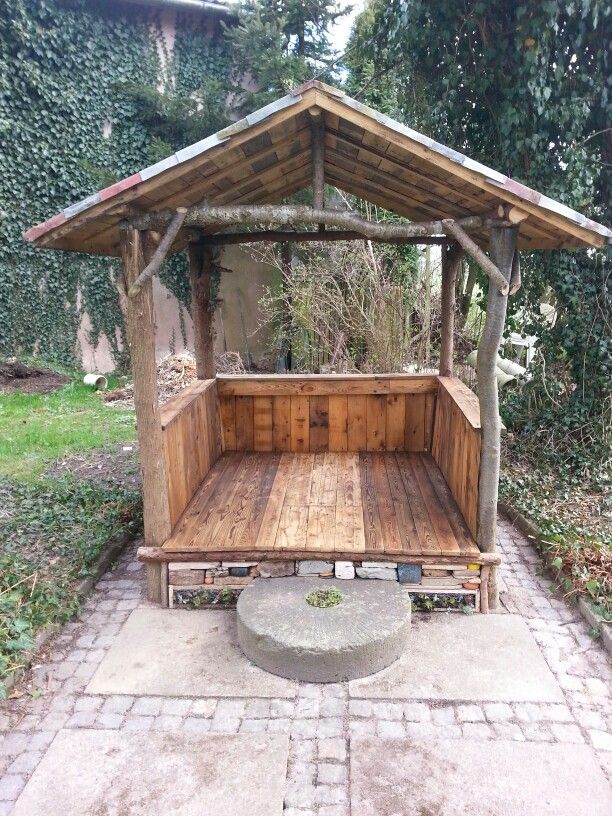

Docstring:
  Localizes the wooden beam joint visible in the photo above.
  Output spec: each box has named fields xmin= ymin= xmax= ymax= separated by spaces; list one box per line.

xmin=128 ymin=208 xmax=187 ymax=297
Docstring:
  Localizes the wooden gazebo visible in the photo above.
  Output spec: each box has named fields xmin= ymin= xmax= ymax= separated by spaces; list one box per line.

xmin=26 ymin=81 xmax=611 ymax=613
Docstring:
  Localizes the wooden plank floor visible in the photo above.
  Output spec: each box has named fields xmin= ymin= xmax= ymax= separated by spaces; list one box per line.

xmin=162 ymin=452 xmax=480 ymax=561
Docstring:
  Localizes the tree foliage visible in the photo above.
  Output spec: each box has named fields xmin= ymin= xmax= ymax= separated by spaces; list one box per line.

xmin=225 ymin=0 xmax=349 ymax=110
xmin=352 ymin=0 xmax=611 ymax=466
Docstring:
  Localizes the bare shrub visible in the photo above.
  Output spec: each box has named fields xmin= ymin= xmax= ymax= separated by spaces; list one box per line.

xmin=258 ymin=238 xmax=440 ymax=373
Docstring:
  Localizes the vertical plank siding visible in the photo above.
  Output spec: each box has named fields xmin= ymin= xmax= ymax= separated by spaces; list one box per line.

xmin=160 ymin=379 xmax=222 ymax=528
xmin=432 ymin=377 xmax=481 ymax=539
xmin=217 ymin=376 xmax=439 ymax=455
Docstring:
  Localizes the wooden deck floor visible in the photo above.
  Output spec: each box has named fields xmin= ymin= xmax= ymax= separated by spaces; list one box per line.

xmin=162 ymin=452 xmax=480 ymax=562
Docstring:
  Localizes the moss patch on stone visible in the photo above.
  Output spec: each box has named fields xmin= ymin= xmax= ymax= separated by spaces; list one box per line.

xmin=305 ymin=587 xmax=344 ymax=608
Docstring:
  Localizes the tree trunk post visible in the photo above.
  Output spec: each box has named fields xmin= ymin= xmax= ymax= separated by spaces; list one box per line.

xmin=121 ymin=225 xmax=172 ymax=605
xmin=439 ymin=243 xmax=463 ymax=377
xmin=477 ymin=226 xmax=517 ymax=609
xmin=189 ymin=243 xmax=215 ymax=379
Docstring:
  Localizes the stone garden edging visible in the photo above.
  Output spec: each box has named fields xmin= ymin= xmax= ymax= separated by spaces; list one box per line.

xmin=498 ymin=501 xmax=612 ymax=656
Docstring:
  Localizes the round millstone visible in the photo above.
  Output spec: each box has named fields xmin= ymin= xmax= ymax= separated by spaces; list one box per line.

xmin=237 ymin=577 xmax=411 ymax=683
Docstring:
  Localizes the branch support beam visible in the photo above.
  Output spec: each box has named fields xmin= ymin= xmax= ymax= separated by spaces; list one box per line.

xmin=128 ymin=208 xmax=187 ymax=297
xmin=442 ymin=219 xmax=509 ymax=295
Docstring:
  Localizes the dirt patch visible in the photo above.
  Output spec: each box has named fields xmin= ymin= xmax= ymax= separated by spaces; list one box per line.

xmin=46 ymin=443 xmax=141 ymax=490
xmin=0 ymin=360 xmax=69 ymax=394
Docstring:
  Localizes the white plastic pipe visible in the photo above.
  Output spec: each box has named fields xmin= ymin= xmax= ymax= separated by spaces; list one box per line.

xmin=83 ymin=373 xmax=108 ymax=390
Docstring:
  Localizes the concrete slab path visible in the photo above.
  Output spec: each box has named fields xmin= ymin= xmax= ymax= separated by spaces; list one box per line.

xmin=87 ymin=607 xmax=296 ymax=698
xmin=11 ymin=730 xmax=288 ymax=816
xmin=350 ymin=614 xmax=564 ymax=702
xmin=1 ymin=516 xmax=611 ymax=816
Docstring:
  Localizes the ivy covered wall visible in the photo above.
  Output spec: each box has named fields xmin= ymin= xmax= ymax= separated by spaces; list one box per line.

xmin=0 ymin=0 xmax=231 ymax=369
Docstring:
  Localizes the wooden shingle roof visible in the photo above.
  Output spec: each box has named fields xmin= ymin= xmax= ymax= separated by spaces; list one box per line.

xmin=25 ymin=80 xmax=611 ymax=255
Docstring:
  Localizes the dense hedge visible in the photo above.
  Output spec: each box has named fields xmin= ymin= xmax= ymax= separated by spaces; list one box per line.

xmin=0 ymin=0 xmax=230 ymax=369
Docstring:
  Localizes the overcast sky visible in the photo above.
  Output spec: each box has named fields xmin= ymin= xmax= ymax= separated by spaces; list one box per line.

xmin=330 ymin=0 xmax=363 ymax=53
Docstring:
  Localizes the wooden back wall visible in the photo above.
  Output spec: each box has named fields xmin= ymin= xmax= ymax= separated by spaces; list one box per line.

xmin=216 ymin=375 xmax=438 ymax=454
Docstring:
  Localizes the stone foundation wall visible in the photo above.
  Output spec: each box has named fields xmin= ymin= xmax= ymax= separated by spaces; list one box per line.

xmin=167 ymin=560 xmax=481 ymax=612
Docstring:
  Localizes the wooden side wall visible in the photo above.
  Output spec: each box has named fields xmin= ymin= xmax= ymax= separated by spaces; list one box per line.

xmin=432 ymin=377 xmax=481 ymax=539
xmin=217 ymin=375 xmax=437 ymax=454
xmin=160 ymin=379 xmax=222 ymax=527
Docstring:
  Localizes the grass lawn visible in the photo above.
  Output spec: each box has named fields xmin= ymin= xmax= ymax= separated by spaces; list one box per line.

xmin=0 ymin=379 xmax=135 ymax=478
xmin=0 ymin=368 xmax=142 ymax=697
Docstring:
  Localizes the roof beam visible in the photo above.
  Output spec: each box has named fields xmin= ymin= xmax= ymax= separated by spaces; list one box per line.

xmin=127 ymin=203 xmax=512 ymax=295
xmin=130 ymin=203 xmax=506 ymax=238
xmin=196 ymin=230 xmax=446 ymax=246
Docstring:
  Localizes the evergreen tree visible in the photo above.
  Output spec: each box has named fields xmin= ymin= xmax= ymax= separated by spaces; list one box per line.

xmin=226 ymin=0 xmax=350 ymax=111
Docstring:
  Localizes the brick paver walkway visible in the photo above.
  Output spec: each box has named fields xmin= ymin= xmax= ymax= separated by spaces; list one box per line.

xmin=0 ymin=516 xmax=610 ymax=815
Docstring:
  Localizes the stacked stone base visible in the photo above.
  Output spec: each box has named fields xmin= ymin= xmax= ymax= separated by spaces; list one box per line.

xmin=168 ymin=559 xmax=482 ymax=612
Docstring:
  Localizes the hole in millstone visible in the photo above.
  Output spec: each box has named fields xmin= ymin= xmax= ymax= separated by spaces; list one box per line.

xmin=305 ymin=587 xmax=344 ymax=608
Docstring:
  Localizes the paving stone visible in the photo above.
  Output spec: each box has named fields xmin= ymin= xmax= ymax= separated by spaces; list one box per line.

xmin=131 ymin=697 xmax=163 ymax=716
xmin=87 ymin=608 xmax=295 ymax=698
xmin=100 ymin=695 xmax=134 ymax=715
xmin=315 ymin=785 xmax=347 ymax=805
xmin=160 ymin=698 xmax=192 ymax=717
xmin=492 ymin=722 xmax=525 ymax=741
xmin=377 ymin=720 xmax=405 ymax=739
xmin=520 ymin=722 xmax=554 ymax=742
xmin=403 ymin=702 xmax=431 ymax=722
xmin=373 ymin=702 xmax=403 ymax=720
xmin=8 ymin=752 xmax=42 ymax=774
xmin=549 ymin=723 xmax=584 ymax=743
xmin=350 ymin=737 xmax=612 ymax=815
xmin=317 ymin=718 xmax=343 ymax=738
xmin=349 ymin=700 xmax=372 ymax=717
xmin=588 ymin=730 xmax=612 ymax=751
xmin=244 ymin=700 xmax=271 ymax=719
xmin=431 ymin=706 xmax=455 ymax=726
xmin=183 ymin=717 xmax=212 ymax=734
xmin=0 ymin=774 xmax=25 ymax=800
xmin=456 ymin=704 xmax=485 ymax=722
xmin=123 ymin=716 xmax=154 ymax=732
xmin=240 ymin=719 xmax=268 ymax=733
xmin=318 ymin=738 xmax=346 ymax=762
xmin=320 ymin=698 xmax=345 ymax=717
xmin=95 ymin=713 xmax=124 ymax=729
xmin=10 ymin=730 xmax=289 ymax=816
xmin=350 ymin=615 xmax=563 ymax=703
xmin=573 ymin=708 xmax=606 ymax=730
xmin=484 ymin=703 xmax=513 ymax=722
xmin=461 ymin=723 xmax=493 ymax=740
xmin=191 ymin=699 xmax=217 ymax=718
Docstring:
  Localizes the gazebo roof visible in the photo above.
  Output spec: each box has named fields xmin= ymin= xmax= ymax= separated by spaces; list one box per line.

xmin=24 ymin=80 xmax=611 ymax=255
